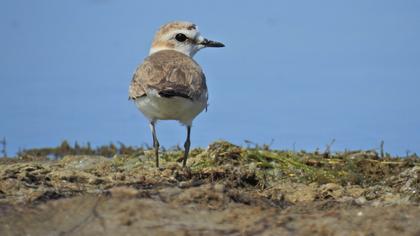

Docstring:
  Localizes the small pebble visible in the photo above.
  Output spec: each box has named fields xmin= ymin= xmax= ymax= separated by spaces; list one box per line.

xmin=214 ymin=183 xmax=225 ymax=193
xmin=355 ymin=196 xmax=367 ymax=205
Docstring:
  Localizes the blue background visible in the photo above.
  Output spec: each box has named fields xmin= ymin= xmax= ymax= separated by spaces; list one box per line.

xmin=1 ymin=0 xmax=419 ymax=155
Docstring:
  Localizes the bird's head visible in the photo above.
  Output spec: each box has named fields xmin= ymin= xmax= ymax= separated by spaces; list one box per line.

xmin=149 ymin=21 xmax=224 ymax=57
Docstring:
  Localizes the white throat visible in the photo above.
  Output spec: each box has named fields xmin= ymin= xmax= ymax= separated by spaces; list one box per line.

xmin=149 ymin=46 xmax=199 ymax=57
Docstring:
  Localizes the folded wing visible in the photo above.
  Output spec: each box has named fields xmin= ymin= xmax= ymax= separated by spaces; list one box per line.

xmin=129 ymin=50 xmax=207 ymax=102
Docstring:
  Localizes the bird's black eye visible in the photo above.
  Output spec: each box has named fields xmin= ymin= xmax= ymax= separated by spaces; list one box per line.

xmin=175 ymin=33 xmax=187 ymax=42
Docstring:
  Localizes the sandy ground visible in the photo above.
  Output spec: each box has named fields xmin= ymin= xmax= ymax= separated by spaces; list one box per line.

xmin=0 ymin=141 xmax=419 ymax=235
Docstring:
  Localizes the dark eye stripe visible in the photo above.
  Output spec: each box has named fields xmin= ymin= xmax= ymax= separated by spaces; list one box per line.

xmin=175 ymin=33 xmax=187 ymax=42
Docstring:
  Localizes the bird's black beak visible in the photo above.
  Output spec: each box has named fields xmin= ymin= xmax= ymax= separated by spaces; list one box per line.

xmin=200 ymin=38 xmax=225 ymax=48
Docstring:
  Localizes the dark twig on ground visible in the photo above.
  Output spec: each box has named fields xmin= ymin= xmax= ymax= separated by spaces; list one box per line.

xmin=1 ymin=137 xmax=7 ymax=158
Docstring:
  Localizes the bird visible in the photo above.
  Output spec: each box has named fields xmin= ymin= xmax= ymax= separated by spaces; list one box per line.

xmin=129 ymin=21 xmax=224 ymax=168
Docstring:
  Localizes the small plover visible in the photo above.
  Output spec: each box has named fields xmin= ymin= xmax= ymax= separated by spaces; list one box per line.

xmin=129 ymin=21 xmax=224 ymax=167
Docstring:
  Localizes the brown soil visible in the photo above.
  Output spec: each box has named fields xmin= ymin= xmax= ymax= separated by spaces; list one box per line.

xmin=0 ymin=141 xmax=419 ymax=235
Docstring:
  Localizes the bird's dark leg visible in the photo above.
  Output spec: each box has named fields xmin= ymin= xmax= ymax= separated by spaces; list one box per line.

xmin=182 ymin=126 xmax=191 ymax=167
xmin=149 ymin=122 xmax=160 ymax=168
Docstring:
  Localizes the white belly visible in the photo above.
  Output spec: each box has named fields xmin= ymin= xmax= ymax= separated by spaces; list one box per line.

xmin=135 ymin=92 xmax=207 ymax=126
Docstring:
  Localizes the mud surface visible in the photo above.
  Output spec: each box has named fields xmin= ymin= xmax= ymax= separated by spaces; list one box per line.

xmin=0 ymin=141 xmax=419 ymax=235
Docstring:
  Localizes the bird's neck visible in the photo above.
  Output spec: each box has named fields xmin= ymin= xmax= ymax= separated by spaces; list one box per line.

xmin=149 ymin=47 xmax=196 ymax=58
